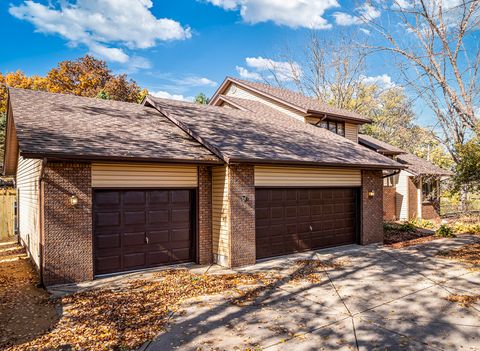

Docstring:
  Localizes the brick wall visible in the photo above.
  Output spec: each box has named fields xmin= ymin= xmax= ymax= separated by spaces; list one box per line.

xmin=361 ymin=170 xmax=384 ymax=245
xmin=198 ymin=165 xmax=213 ymax=265
xmin=383 ymin=186 xmax=396 ymax=221
xmin=422 ymin=201 xmax=441 ymax=222
xmin=42 ymin=162 xmax=93 ymax=286
xmin=228 ymin=164 xmax=256 ymax=267
xmin=408 ymin=177 xmax=418 ymax=219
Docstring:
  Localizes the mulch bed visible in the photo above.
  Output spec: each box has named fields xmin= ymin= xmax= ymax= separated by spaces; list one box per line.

xmin=384 ymin=225 xmax=438 ymax=249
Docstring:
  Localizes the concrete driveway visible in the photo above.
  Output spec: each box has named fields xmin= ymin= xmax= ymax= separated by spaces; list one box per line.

xmin=145 ymin=235 xmax=480 ymax=351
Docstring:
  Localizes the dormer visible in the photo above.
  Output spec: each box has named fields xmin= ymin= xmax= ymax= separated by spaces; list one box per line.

xmin=210 ymin=77 xmax=370 ymax=143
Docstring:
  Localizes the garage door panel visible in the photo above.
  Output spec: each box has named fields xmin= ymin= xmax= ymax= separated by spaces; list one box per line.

xmin=96 ymin=233 xmax=121 ymax=249
xmin=94 ymin=189 xmax=194 ymax=275
xmin=256 ymin=188 xmax=358 ymax=259
xmin=124 ymin=211 xmax=146 ymax=226
xmin=94 ymin=191 xmax=121 ymax=207
xmin=96 ymin=212 xmax=121 ymax=227
xmin=124 ymin=252 xmax=146 ymax=268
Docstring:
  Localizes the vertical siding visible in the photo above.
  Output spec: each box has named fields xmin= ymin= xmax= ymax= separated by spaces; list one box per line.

xmin=91 ymin=163 xmax=198 ymax=188
xmin=396 ymin=170 xmax=410 ymax=220
xmin=255 ymin=166 xmax=361 ymax=187
xmin=16 ymin=157 xmax=42 ymax=268
xmin=211 ymin=166 xmax=230 ymax=265
xmin=345 ymin=123 xmax=358 ymax=142
xmin=225 ymin=84 xmax=305 ymax=121
xmin=417 ymin=177 xmax=423 ymax=219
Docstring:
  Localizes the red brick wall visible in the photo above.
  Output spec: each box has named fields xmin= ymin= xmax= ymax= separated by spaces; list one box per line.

xmin=361 ymin=170 xmax=384 ymax=245
xmin=198 ymin=165 xmax=213 ymax=265
xmin=408 ymin=177 xmax=418 ymax=219
xmin=383 ymin=186 xmax=396 ymax=221
xmin=422 ymin=202 xmax=441 ymax=221
xmin=228 ymin=164 xmax=256 ymax=267
xmin=42 ymin=162 xmax=93 ymax=286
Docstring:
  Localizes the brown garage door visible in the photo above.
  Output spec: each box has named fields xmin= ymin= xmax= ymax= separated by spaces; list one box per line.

xmin=93 ymin=189 xmax=195 ymax=275
xmin=256 ymin=188 xmax=358 ymax=259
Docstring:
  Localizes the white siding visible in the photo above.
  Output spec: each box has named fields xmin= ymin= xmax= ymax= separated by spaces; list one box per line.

xmin=255 ymin=166 xmax=361 ymax=187
xmin=345 ymin=123 xmax=358 ymax=142
xmin=212 ymin=166 xmax=230 ymax=266
xmin=225 ymin=84 xmax=305 ymax=121
xmin=16 ymin=157 xmax=42 ymax=268
xmin=396 ymin=170 xmax=411 ymax=220
xmin=92 ymin=163 xmax=198 ymax=188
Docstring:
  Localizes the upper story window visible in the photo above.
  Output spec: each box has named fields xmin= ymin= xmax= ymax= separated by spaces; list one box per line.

xmin=318 ymin=120 xmax=345 ymax=137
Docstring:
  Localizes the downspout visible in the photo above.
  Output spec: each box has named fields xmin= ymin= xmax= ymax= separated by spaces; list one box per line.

xmin=38 ymin=158 xmax=47 ymax=287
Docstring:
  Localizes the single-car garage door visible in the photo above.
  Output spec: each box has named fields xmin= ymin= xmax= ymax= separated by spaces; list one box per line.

xmin=255 ymin=188 xmax=358 ymax=259
xmin=93 ymin=189 xmax=195 ymax=275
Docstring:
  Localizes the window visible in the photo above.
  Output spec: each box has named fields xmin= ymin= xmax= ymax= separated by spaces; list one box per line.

xmin=317 ymin=119 xmax=345 ymax=137
xmin=422 ymin=180 xmax=438 ymax=202
xmin=384 ymin=173 xmax=399 ymax=187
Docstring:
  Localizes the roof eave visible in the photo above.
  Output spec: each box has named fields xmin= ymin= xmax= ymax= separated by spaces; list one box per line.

xmin=306 ymin=109 xmax=371 ymax=124
xmin=226 ymin=157 xmax=405 ymax=170
xmin=19 ymin=150 xmax=224 ymax=165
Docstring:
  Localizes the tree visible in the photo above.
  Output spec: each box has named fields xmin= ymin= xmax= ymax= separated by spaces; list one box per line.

xmin=365 ymin=0 xmax=480 ymax=162
xmin=195 ymin=92 xmax=210 ymax=105
xmin=454 ymin=138 xmax=480 ymax=191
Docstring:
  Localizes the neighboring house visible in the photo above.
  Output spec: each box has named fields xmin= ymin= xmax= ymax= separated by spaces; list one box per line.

xmin=3 ymin=87 xmax=403 ymax=286
xmin=358 ymin=134 xmax=453 ymax=221
xmin=209 ymin=77 xmax=452 ymax=223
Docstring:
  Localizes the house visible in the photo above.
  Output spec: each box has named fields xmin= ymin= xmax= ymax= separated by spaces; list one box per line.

xmin=209 ymin=77 xmax=452 ymax=223
xmin=3 ymin=87 xmax=403 ymax=286
xmin=358 ymin=134 xmax=452 ymax=222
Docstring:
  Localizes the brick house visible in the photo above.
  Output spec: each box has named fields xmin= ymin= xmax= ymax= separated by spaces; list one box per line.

xmin=3 ymin=86 xmax=403 ymax=286
xmin=209 ymin=77 xmax=452 ymax=223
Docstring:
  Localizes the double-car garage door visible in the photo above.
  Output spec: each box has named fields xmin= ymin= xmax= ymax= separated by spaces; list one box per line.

xmin=93 ymin=189 xmax=195 ymax=275
xmin=255 ymin=188 xmax=358 ymax=259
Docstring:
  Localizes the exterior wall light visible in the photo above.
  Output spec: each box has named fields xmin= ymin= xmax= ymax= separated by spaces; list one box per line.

xmin=368 ymin=190 xmax=375 ymax=198
xmin=70 ymin=195 xmax=79 ymax=207
xmin=241 ymin=195 xmax=249 ymax=202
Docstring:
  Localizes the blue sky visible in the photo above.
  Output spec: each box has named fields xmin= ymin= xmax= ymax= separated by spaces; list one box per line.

xmin=0 ymin=0 xmax=440 ymax=125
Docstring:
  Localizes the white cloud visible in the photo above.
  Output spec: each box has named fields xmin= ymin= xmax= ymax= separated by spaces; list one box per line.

xmin=206 ymin=0 xmax=340 ymax=29
xmin=150 ymin=90 xmax=194 ymax=102
xmin=9 ymin=0 xmax=191 ymax=63
xmin=333 ymin=3 xmax=381 ymax=26
xmin=359 ymin=28 xmax=371 ymax=35
xmin=360 ymin=74 xmax=396 ymax=89
xmin=174 ymin=76 xmax=218 ymax=87
xmin=392 ymin=0 xmax=413 ymax=10
xmin=236 ymin=66 xmax=262 ymax=80
xmin=244 ymin=56 xmax=302 ymax=82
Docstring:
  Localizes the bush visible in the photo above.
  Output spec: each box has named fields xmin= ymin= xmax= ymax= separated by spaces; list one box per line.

xmin=452 ymin=222 xmax=480 ymax=235
xmin=400 ymin=221 xmax=417 ymax=232
xmin=410 ymin=218 xmax=435 ymax=229
xmin=436 ymin=224 xmax=456 ymax=238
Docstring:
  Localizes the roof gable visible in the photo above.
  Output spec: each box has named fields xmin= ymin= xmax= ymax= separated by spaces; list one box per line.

xmin=210 ymin=77 xmax=371 ymax=124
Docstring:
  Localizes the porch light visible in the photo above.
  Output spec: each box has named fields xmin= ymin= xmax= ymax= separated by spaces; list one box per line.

xmin=368 ymin=190 xmax=375 ymax=198
xmin=70 ymin=195 xmax=79 ymax=207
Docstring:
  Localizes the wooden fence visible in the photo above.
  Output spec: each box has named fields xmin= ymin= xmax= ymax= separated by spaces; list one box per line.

xmin=0 ymin=189 xmax=16 ymax=241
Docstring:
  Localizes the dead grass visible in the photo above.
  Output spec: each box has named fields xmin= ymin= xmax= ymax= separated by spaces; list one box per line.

xmin=437 ymin=243 xmax=480 ymax=271
xmin=446 ymin=294 xmax=480 ymax=307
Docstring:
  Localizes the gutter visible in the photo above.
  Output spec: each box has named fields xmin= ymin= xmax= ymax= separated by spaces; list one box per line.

xmin=382 ymin=169 xmax=401 ymax=179
xmin=38 ymin=157 xmax=47 ymax=288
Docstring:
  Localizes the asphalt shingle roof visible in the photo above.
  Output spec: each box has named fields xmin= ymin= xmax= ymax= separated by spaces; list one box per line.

xmin=225 ymin=77 xmax=371 ymax=123
xmin=147 ymin=95 xmax=402 ymax=169
xmin=358 ymin=134 xmax=405 ymax=155
xmin=8 ymin=88 xmax=220 ymax=163
xmin=397 ymin=153 xmax=453 ymax=177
